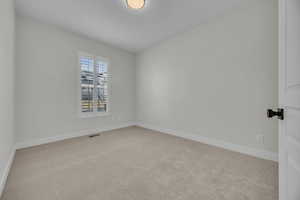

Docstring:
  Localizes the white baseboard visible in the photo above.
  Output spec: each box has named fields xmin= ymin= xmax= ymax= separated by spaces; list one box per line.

xmin=15 ymin=122 xmax=136 ymax=150
xmin=137 ymin=122 xmax=278 ymax=162
xmin=0 ymin=148 xmax=16 ymax=198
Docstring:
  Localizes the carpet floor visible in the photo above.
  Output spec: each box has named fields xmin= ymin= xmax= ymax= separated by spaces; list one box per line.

xmin=1 ymin=126 xmax=278 ymax=200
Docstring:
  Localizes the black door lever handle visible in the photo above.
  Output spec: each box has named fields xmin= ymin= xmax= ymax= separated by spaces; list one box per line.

xmin=267 ymin=108 xmax=284 ymax=120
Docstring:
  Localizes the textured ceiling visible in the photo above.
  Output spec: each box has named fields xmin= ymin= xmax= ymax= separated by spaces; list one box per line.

xmin=16 ymin=0 xmax=250 ymax=52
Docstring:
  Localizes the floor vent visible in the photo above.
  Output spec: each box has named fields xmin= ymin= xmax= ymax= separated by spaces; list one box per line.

xmin=89 ymin=134 xmax=100 ymax=138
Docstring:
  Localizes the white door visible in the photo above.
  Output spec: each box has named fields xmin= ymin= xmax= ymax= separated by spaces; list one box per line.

xmin=279 ymin=0 xmax=300 ymax=199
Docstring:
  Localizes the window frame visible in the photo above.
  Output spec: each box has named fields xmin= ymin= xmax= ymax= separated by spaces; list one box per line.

xmin=78 ymin=51 xmax=111 ymax=118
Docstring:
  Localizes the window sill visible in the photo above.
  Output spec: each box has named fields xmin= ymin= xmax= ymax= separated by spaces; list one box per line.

xmin=79 ymin=112 xmax=111 ymax=119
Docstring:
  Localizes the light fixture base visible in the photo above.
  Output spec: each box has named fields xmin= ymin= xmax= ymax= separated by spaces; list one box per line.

xmin=126 ymin=0 xmax=146 ymax=10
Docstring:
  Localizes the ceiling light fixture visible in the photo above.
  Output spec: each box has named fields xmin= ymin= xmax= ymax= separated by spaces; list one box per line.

xmin=126 ymin=0 xmax=145 ymax=10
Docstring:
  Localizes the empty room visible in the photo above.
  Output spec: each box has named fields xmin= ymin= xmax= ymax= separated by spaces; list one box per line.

xmin=0 ymin=0 xmax=299 ymax=199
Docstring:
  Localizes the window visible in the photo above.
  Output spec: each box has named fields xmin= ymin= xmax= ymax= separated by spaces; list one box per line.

xmin=79 ymin=52 xmax=110 ymax=117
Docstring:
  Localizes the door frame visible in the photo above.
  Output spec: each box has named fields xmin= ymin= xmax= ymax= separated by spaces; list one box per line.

xmin=278 ymin=0 xmax=286 ymax=199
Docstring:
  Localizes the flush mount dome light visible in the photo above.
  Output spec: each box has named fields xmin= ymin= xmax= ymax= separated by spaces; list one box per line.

xmin=126 ymin=0 xmax=145 ymax=9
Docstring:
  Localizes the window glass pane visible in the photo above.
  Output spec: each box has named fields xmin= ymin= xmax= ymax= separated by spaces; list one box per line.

xmin=80 ymin=56 xmax=94 ymax=113
xmin=80 ymin=57 xmax=94 ymax=72
xmin=95 ymin=60 xmax=108 ymax=112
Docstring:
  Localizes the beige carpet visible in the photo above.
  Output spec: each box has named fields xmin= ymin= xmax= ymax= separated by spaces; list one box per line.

xmin=1 ymin=126 xmax=278 ymax=200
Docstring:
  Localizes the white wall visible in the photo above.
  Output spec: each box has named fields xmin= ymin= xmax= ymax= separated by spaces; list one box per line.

xmin=0 ymin=0 xmax=15 ymax=194
xmin=137 ymin=0 xmax=278 ymax=153
xmin=15 ymin=17 xmax=136 ymax=144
